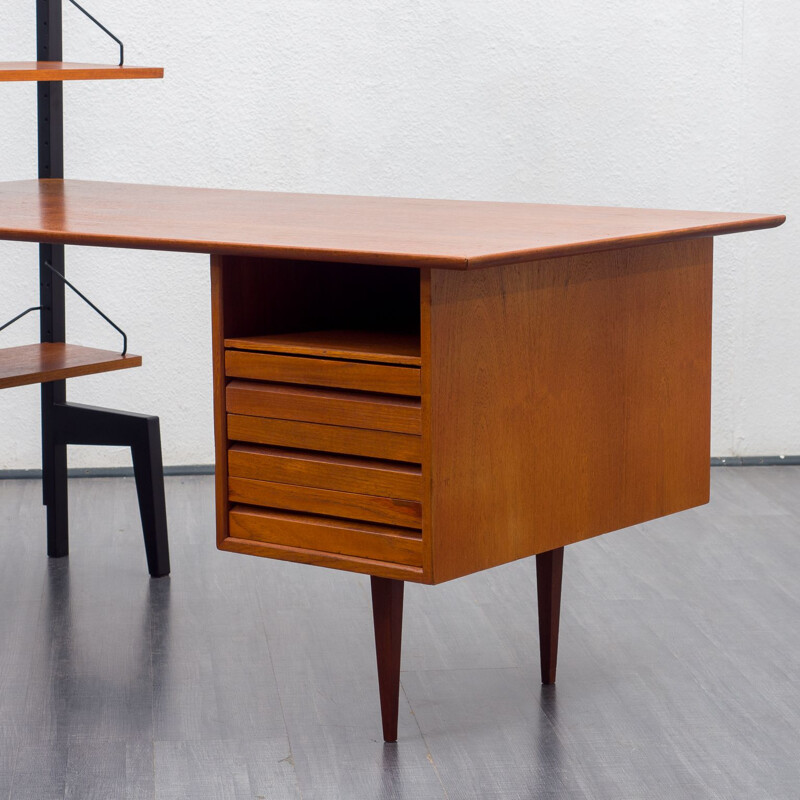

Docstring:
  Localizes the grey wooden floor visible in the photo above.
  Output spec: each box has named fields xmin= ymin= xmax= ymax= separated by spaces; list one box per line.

xmin=1 ymin=468 xmax=799 ymax=799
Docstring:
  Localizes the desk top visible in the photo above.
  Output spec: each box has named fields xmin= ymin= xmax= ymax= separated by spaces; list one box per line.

xmin=0 ymin=179 xmax=784 ymax=269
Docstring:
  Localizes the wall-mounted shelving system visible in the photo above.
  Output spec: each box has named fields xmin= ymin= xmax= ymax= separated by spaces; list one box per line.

xmin=0 ymin=0 xmax=169 ymax=577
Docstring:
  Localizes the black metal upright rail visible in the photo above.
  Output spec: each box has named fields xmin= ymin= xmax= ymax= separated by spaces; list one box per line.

xmin=32 ymin=0 xmax=170 ymax=576
xmin=37 ymin=0 xmax=68 ymax=557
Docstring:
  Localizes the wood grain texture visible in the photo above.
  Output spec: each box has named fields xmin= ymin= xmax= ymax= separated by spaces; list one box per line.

xmin=0 ymin=179 xmax=783 ymax=268
xmin=226 ymin=381 xmax=422 ymax=434
xmin=219 ymin=536 xmax=425 ymax=581
xmin=226 ymin=330 xmax=421 ymax=366
xmin=227 ymin=415 xmax=422 ymax=463
xmin=0 ymin=61 xmax=163 ymax=82
xmin=225 ymin=350 xmax=421 ymax=396
xmin=428 ymin=239 xmax=714 ymax=583
xmin=0 ymin=343 xmax=140 ymax=389
xmin=228 ymin=444 xmax=422 ymax=501
xmin=229 ymin=505 xmax=423 ymax=567
xmin=228 ymin=476 xmax=422 ymax=529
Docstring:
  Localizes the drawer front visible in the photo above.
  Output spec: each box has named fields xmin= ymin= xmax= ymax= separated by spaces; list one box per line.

xmin=226 ymin=380 xmax=421 ymax=434
xmin=229 ymin=505 xmax=423 ymax=567
xmin=228 ymin=444 xmax=422 ymax=501
xmin=227 ymin=414 xmax=421 ymax=463
xmin=229 ymin=477 xmax=422 ymax=529
xmin=225 ymin=350 xmax=420 ymax=396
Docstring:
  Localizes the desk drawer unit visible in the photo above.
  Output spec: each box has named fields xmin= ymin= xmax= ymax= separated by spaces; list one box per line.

xmin=214 ymin=324 xmax=425 ymax=581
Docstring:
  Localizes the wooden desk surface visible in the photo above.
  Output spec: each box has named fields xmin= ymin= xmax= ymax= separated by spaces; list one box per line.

xmin=0 ymin=179 xmax=784 ymax=269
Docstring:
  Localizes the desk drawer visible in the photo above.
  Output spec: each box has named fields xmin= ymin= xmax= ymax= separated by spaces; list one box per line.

xmin=225 ymin=350 xmax=420 ymax=396
xmin=228 ymin=444 xmax=422 ymax=501
xmin=229 ymin=476 xmax=422 ymax=529
xmin=226 ymin=381 xmax=421 ymax=434
xmin=227 ymin=414 xmax=421 ymax=463
xmin=229 ymin=505 xmax=423 ymax=567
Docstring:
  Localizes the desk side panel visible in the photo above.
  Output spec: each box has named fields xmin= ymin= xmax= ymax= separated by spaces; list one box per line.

xmin=428 ymin=239 xmax=713 ymax=583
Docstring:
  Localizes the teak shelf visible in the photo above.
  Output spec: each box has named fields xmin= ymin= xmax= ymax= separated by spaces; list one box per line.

xmin=0 ymin=343 xmax=141 ymax=389
xmin=225 ymin=330 xmax=421 ymax=366
xmin=0 ymin=61 xmax=163 ymax=82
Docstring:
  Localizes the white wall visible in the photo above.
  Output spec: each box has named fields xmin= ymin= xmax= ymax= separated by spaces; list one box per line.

xmin=0 ymin=0 xmax=797 ymax=468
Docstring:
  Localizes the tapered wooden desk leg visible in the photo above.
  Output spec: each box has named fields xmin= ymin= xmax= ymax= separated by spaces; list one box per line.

xmin=536 ymin=546 xmax=564 ymax=685
xmin=370 ymin=576 xmax=404 ymax=743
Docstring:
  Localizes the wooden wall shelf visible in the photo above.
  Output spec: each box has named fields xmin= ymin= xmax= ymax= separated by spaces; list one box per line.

xmin=0 ymin=62 xmax=163 ymax=82
xmin=0 ymin=343 xmax=141 ymax=389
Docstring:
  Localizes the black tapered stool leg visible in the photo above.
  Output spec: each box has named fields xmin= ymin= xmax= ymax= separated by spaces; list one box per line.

xmin=131 ymin=416 xmax=170 ymax=578
xmin=43 ymin=380 xmax=69 ymax=559
xmin=371 ymin=576 xmax=404 ymax=742
xmin=536 ymin=546 xmax=564 ymax=685
xmin=44 ymin=440 xmax=69 ymax=558
xmin=49 ymin=401 xmax=170 ymax=577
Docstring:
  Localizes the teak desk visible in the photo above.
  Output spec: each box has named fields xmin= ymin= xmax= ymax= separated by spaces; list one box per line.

xmin=0 ymin=178 xmax=784 ymax=741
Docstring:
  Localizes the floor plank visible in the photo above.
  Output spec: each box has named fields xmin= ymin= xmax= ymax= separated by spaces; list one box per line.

xmin=0 ymin=468 xmax=799 ymax=798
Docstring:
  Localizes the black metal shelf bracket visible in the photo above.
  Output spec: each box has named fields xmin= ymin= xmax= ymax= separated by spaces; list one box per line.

xmin=1 ymin=263 xmax=128 ymax=356
xmin=66 ymin=0 xmax=125 ymax=66
xmin=0 ymin=306 xmax=43 ymax=335
xmin=43 ymin=260 xmax=128 ymax=355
